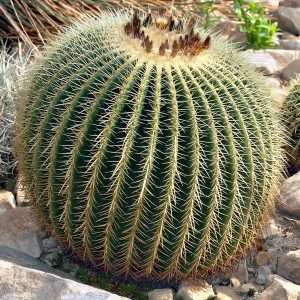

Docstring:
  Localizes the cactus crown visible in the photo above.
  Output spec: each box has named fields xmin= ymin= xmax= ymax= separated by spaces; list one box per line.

xmin=16 ymin=11 xmax=284 ymax=280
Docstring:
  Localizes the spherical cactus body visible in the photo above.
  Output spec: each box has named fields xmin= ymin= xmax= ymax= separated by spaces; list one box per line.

xmin=283 ymin=77 xmax=300 ymax=173
xmin=16 ymin=11 xmax=284 ymax=280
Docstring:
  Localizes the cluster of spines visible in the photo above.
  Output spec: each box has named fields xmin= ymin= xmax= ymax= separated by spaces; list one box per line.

xmin=283 ymin=77 xmax=300 ymax=171
xmin=124 ymin=12 xmax=210 ymax=57
xmin=16 ymin=12 xmax=284 ymax=280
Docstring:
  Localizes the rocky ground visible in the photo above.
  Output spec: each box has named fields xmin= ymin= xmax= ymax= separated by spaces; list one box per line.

xmin=1 ymin=170 xmax=300 ymax=300
xmin=1 ymin=0 xmax=300 ymax=299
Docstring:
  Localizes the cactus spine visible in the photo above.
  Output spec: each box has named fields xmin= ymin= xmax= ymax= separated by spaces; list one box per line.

xmin=16 ymin=11 xmax=284 ymax=280
xmin=283 ymin=77 xmax=300 ymax=173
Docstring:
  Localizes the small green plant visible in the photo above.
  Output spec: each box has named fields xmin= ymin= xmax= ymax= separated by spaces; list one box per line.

xmin=198 ymin=1 xmax=220 ymax=30
xmin=234 ymin=0 xmax=278 ymax=49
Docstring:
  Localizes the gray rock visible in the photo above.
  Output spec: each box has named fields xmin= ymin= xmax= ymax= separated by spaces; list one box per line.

xmin=148 ymin=289 xmax=173 ymax=300
xmin=277 ymin=250 xmax=300 ymax=284
xmin=278 ymin=7 xmax=300 ymax=36
xmin=245 ymin=51 xmax=280 ymax=75
xmin=279 ymin=171 xmax=300 ymax=218
xmin=176 ymin=279 xmax=214 ymax=300
xmin=257 ymin=275 xmax=300 ymax=300
xmin=215 ymin=286 xmax=240 ymax=300
xmin=0 ymin=190 xmax=16 ymax=214
xmin=0 ymin=257 xmax=128 ymax=300
xmin=42 ymin=237 xmax=58 ymax=251
xmin=281 ymin=59 xmax=300 ymax=80
xmin=256 ymin=266 xmax=272 ymax=285
xmin=280 ymin=0 xmax=300 ymax=7
xmin=0 ymin=246 xmax=70 ymax=278
xmin=0 ymin=207 xmax=42 ymax=258
xmin=280 ymin=39 xmax=300 ymax=50
xmin=245 ymin=50 xmax=300 ymax=75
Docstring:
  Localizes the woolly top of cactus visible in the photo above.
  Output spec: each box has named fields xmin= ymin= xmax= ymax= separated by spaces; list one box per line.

xmin=39 ymin=11 xmax=240 ymax=68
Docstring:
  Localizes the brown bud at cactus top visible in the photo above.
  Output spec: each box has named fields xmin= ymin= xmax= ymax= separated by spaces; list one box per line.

xmin=123 ymin=11 xmax=212 ymax=57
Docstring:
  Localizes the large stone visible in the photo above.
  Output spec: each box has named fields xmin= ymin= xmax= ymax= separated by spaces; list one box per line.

xmin=277 ymin=250 xmax=300 ymax=284
xmin=0 ymin=190 xmax=16 ymax=214
xmin=245 ymin=50 xmax=300 ymax=75
xmin=280 ymin=39 xmax=300 ymax=50
xmin=0 ymin=246 xmax=70 ymax=278
xmin=257 ymin=275 xmax=300 ymax=300
xmin=215 ymin=286 xmax=240 ymax=300
xmin=278 ymin=7 xmax=300 ymax=36
xmin=245 ymin=52 xmax=280 ymax=75
xmin=0 ymin=207 xmax=42 ymax=258
xmin=280 ymin=0 xmax=300 ymax=7
xmin=148 ymin=289 xmax=173 ymax=300
xmin=0 ymin=257 xmax=128 ymax=300
xmin=279 ymin=171 xmax=300 ymax=218
xmin=176 ymin=280 xmax=214 ymax=300
xmin=281 ymin=59 xmax=300 ymax=80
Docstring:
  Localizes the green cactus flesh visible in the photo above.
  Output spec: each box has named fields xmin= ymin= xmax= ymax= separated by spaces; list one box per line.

xmin=284 ymin=77 xmax=300 ymax=173
xmin=16 ymin=12 xmax=284 ymax=280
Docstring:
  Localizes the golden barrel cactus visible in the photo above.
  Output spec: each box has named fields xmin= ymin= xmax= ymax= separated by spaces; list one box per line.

xmin=16 ymin=11 xmax=284 ymax=280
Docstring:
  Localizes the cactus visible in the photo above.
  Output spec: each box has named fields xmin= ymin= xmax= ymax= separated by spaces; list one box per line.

xmin=0 ymin=43 xmax=33 ymax=187
xmin=283 ymin=77 xmax=300 ymax=174
xmin=16 ymin=11 xmax=284 ymax=280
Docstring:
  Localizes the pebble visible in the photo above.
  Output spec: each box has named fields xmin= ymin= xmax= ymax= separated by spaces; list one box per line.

xmin=257 ymin=275 xmax=300 ymax=300
xmin=0 ymin=190 xmax=16 ymax=214
xmin=176 ymin=279 xmax=214 ymax=300
xmin=0 ymin=207 xmax=42 ymax=258
xmin=215 ymin=286 xmax=240 ymax=300
xmin=230 ymin=277 xmax=241 ymax=288
xmin=278 ymin=171 xmax=300 ymax=218
xmin=277 ymin=250 xmax=300 ymax=284
xmin=148 ymin=289 xmax=173 ymax=300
